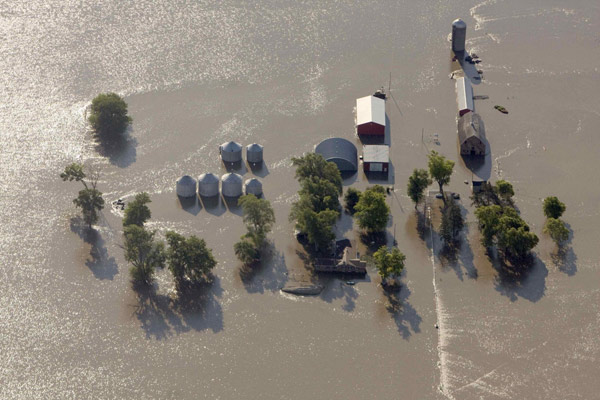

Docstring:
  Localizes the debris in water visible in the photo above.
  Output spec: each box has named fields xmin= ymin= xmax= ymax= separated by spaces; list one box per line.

xmin=494 ymin=105 xmax=509 ymax=114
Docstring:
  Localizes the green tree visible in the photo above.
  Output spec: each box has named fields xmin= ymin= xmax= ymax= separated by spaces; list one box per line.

xmin=474 ymin=205 xmax=503 ymax=247
xmin=88 ymin=92 xmax=132 ymax=137
xmin=354 ymin=186 xmax=390 ymax=233
xmin=291 ymin=153 xmax=342 ymax=194
xmin=497 ymin=224 xmax=538 ymax=259
xmin=290 ymin=201 xmax=338 ymax=252
xmin=407 ymin=168 xmax=431 ymax=210
xmin=234 ymin=237 xmax=260 ymax=265
xmin=543 ymin=196 xmax=566 ymax=219
xmin=495 ymin=180 xmax=514 ymax=203
xmin=238 ymin=194 xmax=275 ymax=247
xmin=298 ymin=177 xmax=341 ymax=213
xmin=124 ymin=225 xmax=165 ymax=284
xmin=123 ymin=192 xmax=152 ymax=227
xmin=61 ymin=163 xmax=104 ymax=228
xmin=165 ymin=231 xmax=217 ymax=287
xmin=427 ymin=151 xmax=454 ymax=202
xmin=373 ymin=246 xmax=406 ymax=285
xmin=344 ymin=188 xmax=361 ymax=214
xmin=543 ymin=218 xmax=569 ymax=245
xmin=440 ymin=198 xmax=464 ymax=244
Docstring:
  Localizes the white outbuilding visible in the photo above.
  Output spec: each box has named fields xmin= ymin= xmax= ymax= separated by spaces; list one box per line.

xmin=176 ymin=175 xmax=197 ymax=198
xmin=246 ymin=143 xmax=264 ymax=164
xmin=456 ymin=77 xmax=474 ymax=116
xmin=197 ymin=173 xmax=220 ymax=197
xmin=244 ymin=178 xmax=263 ymax=197
xmin=220 ymin=141 xmax=243 ymax=163
xmin=221 ymin=173 xmax=243 ymax=197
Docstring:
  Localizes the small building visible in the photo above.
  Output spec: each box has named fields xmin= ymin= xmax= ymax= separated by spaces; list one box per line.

xmin=221 ymin=173 xmax=243 ymax=197
xmin=176 ymin=175 xmax=197 ymax=198
xmin=362 ymin=145 xmax=390 ymax=173
xmin=314 ymin=137 xmax=358 ymax=172
xmin=356 ymin=95 xmax=386 ymax=136
xmin=456 ymin=77 xmax=474 ymax=116
xmin=452 ymin=19 xmax=467 ymax=53
xmin=244 ymin=178 xmax=263 ymax=197
xmin=220 ymin=141 xmax=242 ymax=163
xmin=197 ymin=173 xmax=220 ymax=197
xmin=246 ymin=143 xmax=263 ymax=164
xmin=458 ymin=112 xmax=486 ymax=156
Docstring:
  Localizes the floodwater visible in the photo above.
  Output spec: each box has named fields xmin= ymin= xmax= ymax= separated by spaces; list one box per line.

xmin=1 ymin=0 xmax=599 ymax=398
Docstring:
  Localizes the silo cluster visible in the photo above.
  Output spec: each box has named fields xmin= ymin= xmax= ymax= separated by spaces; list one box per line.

xmin=452 ymin=19 xmax=467 ymax=53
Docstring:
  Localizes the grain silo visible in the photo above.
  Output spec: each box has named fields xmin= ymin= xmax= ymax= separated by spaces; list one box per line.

xmin=244 ymin=178 xmax=263 ymax=197
xmin=452 ymin=19 xmax=467 ymax=53
xmin=220 ymin=141 xmax=242 ymax=163
xmin=197 ymin=173 xmax=220 ymax=197
xmin=246 ymin=143 xmax=264 ymax=164
xmin=176 ymin=175 xmax=197 ymax=198
xmin=221 ymin=173 xmax=243 ymax=197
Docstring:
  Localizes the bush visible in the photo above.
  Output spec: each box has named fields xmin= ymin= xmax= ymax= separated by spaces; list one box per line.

xmin=543 ymin=218 xmax=569 ymax=245
xmin=543 ymin=196 xmax=566 ymax=219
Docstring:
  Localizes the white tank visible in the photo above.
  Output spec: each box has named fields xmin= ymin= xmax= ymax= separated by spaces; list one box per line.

xmin=244 ymin=178 xmax=263 ymax=197
xmin=221 ymin=173 xmax=243 ymax=197
xmin=452 ymin=19 xmax=467 ymax=53
xmin=197 ymin=173 xmax=219 ymax=197
xmin=176 ymin=175 xmax=197 ymax=198
xmin=220 ymin=141 xmax=242 ymax=163
xmin=246 ymin=143 xmax=263 ymax=164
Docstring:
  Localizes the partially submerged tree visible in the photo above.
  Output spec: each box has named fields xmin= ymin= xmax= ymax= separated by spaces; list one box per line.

xmin=373 ymin=246 xmax=406 ymax=286
xmin=495 ymin=180 xmax=514 ymax=203
xmin=291 ymin=153 xmax=342 ymax=194
xmin=238 ymin=194 xmax=275 ymax=248
xmin=543 ymin=218 xmax=569 ymax=246
xmin=234 ymin=237 xmax=260 ymax=266
xmin=88 ymin=92 xmax=132 ymax=138
xmin=61 ymin=163 xmax=104 ymax=228
xmin=123 ymin=192 xmax=152 ymax=227
xmin=543 ymin=196 xmax=566 ymax=219
xmin=124 ymin=225 xmax=165 ymax=285
xmin=440 ymin=198 xmax=464 ymax=245
xmin=165 ymin=231 xmax=217 ymax=288
xmin=354 ymin=186 xmax=390 ymax=233
xmin=343 ymin=187 xmax=361 ymax=214
xmin=407 ymin=168 xmax=431 ymax=210
xmin=427 ymin=151 xmax=454 ymax=202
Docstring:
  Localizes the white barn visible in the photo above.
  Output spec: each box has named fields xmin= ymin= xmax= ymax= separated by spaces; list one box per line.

xmin=456 ymin=77 xmax=474 ymax=116
xmin=356 ymin=95 xmax=386 ymax=136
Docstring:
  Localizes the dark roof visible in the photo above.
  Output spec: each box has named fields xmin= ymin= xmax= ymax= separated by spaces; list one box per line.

xmin=315 ymin=138 xmax=358 ymax=172
xmin=458 ymin=112 xmax=485 ymax=144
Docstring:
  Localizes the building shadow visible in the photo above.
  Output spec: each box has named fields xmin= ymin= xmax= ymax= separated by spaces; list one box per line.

xmin=238 ymin=246 xmax=289 ymax=294
xmin=341 ymin=170 xmax=358 ymax=186
xmin=222 ymin=195 xmax=243 ymax=216
xmin=69 ymin=216 xmax=118 ymax=280
xmin=177 ymin=196 xmax=201 ymax=216
xmin=199 ymin=195 xmax=226 ymax=217
xmin=248 ymin=161 xmax=269 ymax=178
xmin=381 ymin=282 xmax=422 ymax=339
xmin=223 ymin=160 xmax=246 ymax=174
xmin=364 ymin=161 xmax=395 ymax=185
xmin=453 ymin=50 xmax=482 ymax=85
xmin=492 ymin=252 xmax=548 ymax=302
xmin=94 ymin=128 xmax=137 ymax=168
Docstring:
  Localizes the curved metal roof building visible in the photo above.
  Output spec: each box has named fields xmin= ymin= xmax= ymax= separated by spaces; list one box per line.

xmin=314 ymin=137 xmax=358 ymax=172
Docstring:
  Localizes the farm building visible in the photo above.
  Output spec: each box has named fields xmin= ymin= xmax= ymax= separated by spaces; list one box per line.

xmin=451 ymin=19 xmax=467 ymax=53
xmin=314 ymin=138 xmax=358 ymax=172
xmin=197 ymin=173 xmax=220 ymax=197
xmin=244 ymin=178 xmax=263 ymax=197
xmin=221 ymin=173 xmax=243 ymax=197
xmin=458 ymin=112 xmax=486 ymax=156
xmin=220 ymin=141 xmax=242 ymax=163
xmin=176 ymin=175 xmax=197 ymax=198
xmin=456 ymin=77 xmax=474 ymax=116
xmin=246 ymin=143 xmax=263 ymax=164
xmin=362 ymin=145 xmax=389 ymax=173
xmin=356 ymin=95 xmax=386 ymax=136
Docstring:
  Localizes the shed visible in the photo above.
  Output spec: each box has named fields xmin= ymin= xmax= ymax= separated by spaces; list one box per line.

xmin=220 ymin=141 xmax=242 ymax=163
xmin=458 ymin=112 xmax=486 ymax=156
xmin=244 ymin=178 xmax=263 ymax=197
xmin=221 ymin=173 xmax=243 ymax=197
xmin=356 ymin=95 xmax=386 ymax=136
xmin=197 ymin=173 xmax=220 ymax=197
xmin=176 ymin=175 xmax=197 ymax=198
xmin=456 ymin=77 xmax=474 ymax=116
xmin=246 ymin=143 xmax=264 ymax=164
xmin=314 ymin=138 xmax=358 ymax=172
xmin=362 ymin=145 xmax=390 ymax=173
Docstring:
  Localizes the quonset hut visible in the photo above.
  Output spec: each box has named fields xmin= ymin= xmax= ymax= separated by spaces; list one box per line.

xmin=197 ymin=173 xmax=220 ymax=197
xmin=458 ymin=112 xmax=486 ymax=156
xmin=220 ymin=141 xmax=242 ymax=163
xmin=176 ymin=175 xmax=197 ymax=198
xmin=244 ymin=178 xmax=263 ymax=197
xmin=452 ymin=19 xmax=467 ymax=53
xmin=221 ymin=173 xmax=243 ymax=197
xmin=314 ymin=137 xmax=358 ymax=172
xmin=246 ymin=143 xmax=263 ymax=164
xmin=356 ymin=95 xmax=386 ymax=136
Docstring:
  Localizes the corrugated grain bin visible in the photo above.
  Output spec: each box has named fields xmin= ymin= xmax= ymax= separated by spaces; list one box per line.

xmin=452 ymin=19 xmax=467 ymax=53
xmin=221 ymin=173 xmax=243 ymax=197
xmin=220 ymin=141 xmax=242 ymax=163
xmin=246 ymin=143 xmax=264 ymax=164
xmin=176 ymin=175 xmax=197 ymax=198
xmin=197 ymin=173 xmax=220 ymax=197
xmin=244 ymin=178 xmax=263 ymax=196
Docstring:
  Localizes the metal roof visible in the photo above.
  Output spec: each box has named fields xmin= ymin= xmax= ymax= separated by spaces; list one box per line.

xmin=198 ymin=172 xmax=219 ymax=183
xmin=221 ymin=141 xmax=242 ymax=152
xmin=362 ymin=145 xmax=389 ymax=163
xmin=314 ymin=137 xmax=358 ymax=172
xmin=456 ymin=77 xmax=474 ymax=112
xmin=246 ymin=143 xmax=263 ymax=152
xmin=356 ymin=95 xmax=386 ymax=127
xmin=458 ymin=112 xmax=485 ymax=143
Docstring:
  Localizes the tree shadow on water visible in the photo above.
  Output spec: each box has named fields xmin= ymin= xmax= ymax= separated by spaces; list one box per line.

xmin=382 ymin=284 xmax=422 ymax=339
xmin=69 ymin=216 xmax=118 ymax=280
xmin=492 ymin=252 xmax=548 ymax=302
xmin=94 ymin=129 xmax=137 ymax=168
xmin=319 ymin=278 xmax=359 ymax=312
xmin=238 ymin=246 xmax=289 ymax=294
xmin=550 ymin=223 xmax=577 ymax=276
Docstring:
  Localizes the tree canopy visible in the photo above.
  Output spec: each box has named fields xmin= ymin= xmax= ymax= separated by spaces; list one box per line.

xmin=407 ymin=168 xmax=431 ymax=209
xmin=166 ymin=231 xmax=216 ymax=287
xmin=61 ymin=163 xmax=104 ymax=228
xmin=291 ymin=153 xmax=342 ymax=194
xmin=543 ymin=218 xmax=569 ymax=245
xmin=543 ymin=196 xmax=566 ymax=219
xmin=124 ymin=225 xmax=165 ymax=284
xmin=495 ymin=180 xmax=514 ymax=202
xmin=427 ymin=151 xmax=454 ymax=200
xmin=238 ymin=194 xmax=275 ymax=247
xmin=234 ymin=237 xmax=260 ymax=266
xmin=354 ymin=186 xmax=390 ymax=233
xmin=123 ymin=192 xmax=152 ymax=227
xmin=373 ymin=246 xmax=406 ymax=285
xmin=88 ymin=92 xmax=132 ymax=137
xmin=344 ymin=187 xmax=361 ymax=214
xmin=440 ymin=198 xmax=464 ymax=244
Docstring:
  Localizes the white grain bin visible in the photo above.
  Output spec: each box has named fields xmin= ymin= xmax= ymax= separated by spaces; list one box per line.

xmin=220 ymin=141 xmax=242 ymax=163
xmin=221 ymin=173 xmax=243 ymax=197
xmin=197 ymin=173 xmax=220 ymax=197
xmin=176 ymin=175 xmax=197 ymax=198
xmin=452 ymin=19 xmax=467 ymax=53
xmin=246 ymin=143 xmax=264 ymax=164
xmin=244 ymin=178 xmax=263 ymax=197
